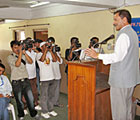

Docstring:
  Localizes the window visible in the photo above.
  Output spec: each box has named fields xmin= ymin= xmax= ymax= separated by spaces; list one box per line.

xmin=14 ymin=30 xmax=25 ymax=41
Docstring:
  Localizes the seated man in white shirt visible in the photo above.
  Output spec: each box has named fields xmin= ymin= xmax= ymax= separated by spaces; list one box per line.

xmin=0 ymin=63 xmax=12 ymax=120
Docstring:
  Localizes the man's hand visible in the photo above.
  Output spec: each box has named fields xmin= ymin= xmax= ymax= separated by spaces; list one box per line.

xmin=49 ymin=46 xmax=57 ymax=62
xmin=15 ymin=45 xmax=23 ymax=67
xmin=22 ymin=49 xmax=26 ymax=55
xmin=5 ymin=94 xmax=11 ymax=98
xmin=18 ymin=45 xmax=23 ymax=54
xmin=85 ymin=47 xmax=98 ymax=59
xmin=50 ymin=46 xmax=53 ymax=52
xmin=71 ymin=45 xmax=77 ymax=51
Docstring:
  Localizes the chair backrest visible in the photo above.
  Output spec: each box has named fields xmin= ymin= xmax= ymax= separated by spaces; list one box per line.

xmin=7 ymin=103 xmax=16 ymax=120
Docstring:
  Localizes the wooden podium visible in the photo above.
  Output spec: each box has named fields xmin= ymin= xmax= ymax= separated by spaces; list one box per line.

xmin=68 ymin=60 xmax=112 ymax=120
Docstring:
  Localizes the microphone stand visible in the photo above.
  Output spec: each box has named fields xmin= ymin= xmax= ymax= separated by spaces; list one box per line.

xmin=72 ymin=49 xmax=81 ymax=61
xmin=72 ymin=52 xmax=79 ymax=61
xmin=99 ymin=44 xmax=102 ymax=54
xmin=94 ymin=34 xmax=115 ymax=49
xmin=93 ymin=42 xmax=103 ymax=54
xmin=93 ymin=37 xmax=111 ymax=54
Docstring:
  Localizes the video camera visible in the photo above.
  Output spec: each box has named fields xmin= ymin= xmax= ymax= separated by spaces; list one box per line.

xmin=89 ymin=40 xmax=99 ymax=48
xmin=74 ymin=40 xmax=81 ymax=49
xmin=70 ymin=37 xmax=81 ymax=49
xmin=19 ymin=39 xmax=33 ymax=50
xmin=46 ymin=38 xmax=61 ymax=52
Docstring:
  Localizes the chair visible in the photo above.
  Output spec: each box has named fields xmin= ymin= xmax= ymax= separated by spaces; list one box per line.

xmin=7 ymin=103 xmax=16 ymax=120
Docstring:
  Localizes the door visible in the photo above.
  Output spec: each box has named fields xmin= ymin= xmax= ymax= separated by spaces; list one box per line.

xmin=34 ymin=29 xmax=48 ymax=41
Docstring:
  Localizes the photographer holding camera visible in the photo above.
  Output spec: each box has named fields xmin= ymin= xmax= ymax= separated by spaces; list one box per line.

xmin=47 ymin=37 xmax=63 ymax=107
xmin=32 ymin=39 xmax=43 ymax=96
xmin=7 ymin=40 xmax=38 ymax=120
xmin=65 ymin=37 xmax=81 ymax=62
xmin=36 ymin=40 xmax=58 ymax=119
xmin=89 ymin=37 xmax=104 ymax=53
xmin=24 ymin=38 xmax=40 ymax=110
xmin=65 ymin=37 xmax=81 ymax=83
xmin=80 ymin=37 xmax=104 ymax=60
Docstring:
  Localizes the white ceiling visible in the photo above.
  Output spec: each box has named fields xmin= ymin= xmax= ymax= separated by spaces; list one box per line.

xmin=0 ymin=0 xmax=140 ymax=20
xmin=0 ymin=0 xmax=118 ymax=8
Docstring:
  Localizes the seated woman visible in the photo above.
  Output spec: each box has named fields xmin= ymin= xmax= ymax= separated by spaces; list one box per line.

xmin=0 ymin=63 xmax=12 ymax=120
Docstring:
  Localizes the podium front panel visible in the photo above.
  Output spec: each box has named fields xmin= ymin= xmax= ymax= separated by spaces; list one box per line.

xmin=68 ymin=63 xmax=96 ymax=120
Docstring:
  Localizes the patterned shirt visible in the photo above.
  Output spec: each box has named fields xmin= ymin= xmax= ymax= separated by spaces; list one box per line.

xmin=0 ymin=75 xmax=12 ymax=96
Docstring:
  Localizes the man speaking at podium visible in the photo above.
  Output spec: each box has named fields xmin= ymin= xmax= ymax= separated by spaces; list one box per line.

xmin=85 ymin=9 xmax=140 ymax=120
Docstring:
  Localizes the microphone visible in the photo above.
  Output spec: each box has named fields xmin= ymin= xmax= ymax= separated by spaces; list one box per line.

xmin=99 ymin=34 xmax=115 ymax=44
xmin=93 ymin=34 xmax=115 ymax=48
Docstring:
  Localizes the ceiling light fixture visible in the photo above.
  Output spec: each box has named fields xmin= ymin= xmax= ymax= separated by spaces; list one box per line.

xmin=30 ymin=1 xmax=50 ymax=8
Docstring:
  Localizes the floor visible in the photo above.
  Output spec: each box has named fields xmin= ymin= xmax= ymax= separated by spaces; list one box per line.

xmin=135 ymin=115 xmax=140 ymax=120
xmin=9 ymin=93 xmax=140 ymax=120
xmin=9 ymin=93 xmax=68 ymax=120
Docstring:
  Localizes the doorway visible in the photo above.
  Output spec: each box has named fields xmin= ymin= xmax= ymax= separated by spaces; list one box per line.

xmin=34 ymin=29 xmax=48 ymax=41
xmin=14 ymin=30 xmax=25 ymax=41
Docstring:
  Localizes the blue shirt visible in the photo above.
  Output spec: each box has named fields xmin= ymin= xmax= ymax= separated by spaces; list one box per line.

xmin=0 ymin=75 xmax=12 ymax=96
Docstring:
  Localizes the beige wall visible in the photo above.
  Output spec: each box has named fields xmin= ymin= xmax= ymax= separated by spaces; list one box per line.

xmin=0 ymin=3 xmax=140 ymax=115
xmin=0 ymin=5 xmax=140 ymax=57
xmin=0 ymin=10 xmax=114 ymax=56
xmin=1 ymin=5 xmax=140 ymax=56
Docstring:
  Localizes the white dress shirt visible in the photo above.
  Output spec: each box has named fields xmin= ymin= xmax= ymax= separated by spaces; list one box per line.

xmin=99 ymin=32 xmax=130 ymax=65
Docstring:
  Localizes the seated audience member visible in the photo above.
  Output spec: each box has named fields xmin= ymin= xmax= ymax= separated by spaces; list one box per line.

xmin=36 ymin=41 xmax=58 ymax=119
xmin=0 ymin=63 xmax=12 ymax=120
xmin=0 ymin=60 xmax=8 ymax=76
xmin=7 ymin=40 xmax=38 ymax=120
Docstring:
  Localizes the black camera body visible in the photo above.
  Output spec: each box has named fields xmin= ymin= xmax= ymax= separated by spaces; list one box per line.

xmin=46 ymin=44 xmax=52 ymax=49
xmin=53 ymin=45 xmax=61 ymax=52
xmin=75 ymin=43 xmax=81 ymax=48
xmin=46 ymin=37 xmax=61 ymax=52
xmin=20 ymin=40 xmax=33 ymax=50
xmin=90 ymin=40 xmax=99 ymax=48
xmin=36 ymin=47 xmax=42 ymax=52
xmin=74 ymin=40 xmax=81 ymax=49
xmin=46 ymin=43 xmax=60 ymax=52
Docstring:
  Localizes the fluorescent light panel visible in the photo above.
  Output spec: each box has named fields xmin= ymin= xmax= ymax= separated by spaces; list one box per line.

xmin=5 ymin=19 xmax=23 ymax=23
xmin=30 ymin=1 xmax=50 ymax=8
